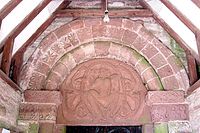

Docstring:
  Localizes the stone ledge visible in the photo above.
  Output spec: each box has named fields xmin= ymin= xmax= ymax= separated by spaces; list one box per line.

xmin=19 ymin=103 xmax=57 ymax=122
xmin=147 ymin=91 xmax=185 ymax=105
xmin=24 ymin=90 xmax=61 ymax=104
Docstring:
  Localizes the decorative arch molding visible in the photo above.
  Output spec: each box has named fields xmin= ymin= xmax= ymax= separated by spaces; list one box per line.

xmin=19 ymin=18 xmax=189 ymax=92
xmin=43 ymin=40 xmax=163 ymax=91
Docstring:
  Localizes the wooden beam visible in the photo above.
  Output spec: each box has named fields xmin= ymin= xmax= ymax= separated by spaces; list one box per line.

xmin=187 ymin=80 xmax=200 ymax=96
xmin=11 ymin=1 xmax=71 ymax=83
xmin=0 ymin=69 xmax=22 ymax=92
xmin=140 ymin=0 xmax=200 ymax=85
xmin=186 ymin=51 xmax=198 ymax=85
xmin=196 ymin=31 xmax=200 ymax=61
xmin=11 ymin=15 xmax=56 ymax=83
xmin=56 ymin=8 xmax=153 ymax=18
xmin=140 ymin=0 xmax=189 ymax=52
xmin=0 ymin=0 xmax=52 ymax=76
xmin=0 ymin=0 xmax=22 ymax=20
xmin=192 ymin=0 xmax=200 ymax=8
xmin=0 ymin=0 xmax=52 ymax=49
xmin=1 ymin=37 xmax=14 ymax=75
xmin=160 ymin=0 xmax=199 ymax=34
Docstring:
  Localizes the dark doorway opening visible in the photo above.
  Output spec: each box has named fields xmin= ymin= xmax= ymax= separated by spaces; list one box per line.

xmin=66 ymin=126 xmax=142 ymax=133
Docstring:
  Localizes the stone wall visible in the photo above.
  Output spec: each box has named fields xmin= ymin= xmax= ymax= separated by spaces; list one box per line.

xmin=0 ymin=77 xmax=21 ymax=130
xmin=187 ymin=87 xmax=200 ymax=133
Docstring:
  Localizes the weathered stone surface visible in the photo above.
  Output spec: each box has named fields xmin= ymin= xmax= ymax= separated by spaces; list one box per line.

xmin=0 ymin=78 xmax=21 ymax=128
xmin=147 ymin=91 xmax=185 ymax=105
xmin=24 ymin=90 xmax=61 ymax=104
xmin=151 ymin=104 xmax=189 ymax=122
xmin=168 ymin=121 xmax=192 ymax=133
xmin=19 ymin=103 xmax=57 ymax=122
xmin=57 ymin=58 xmax=149 ymax=125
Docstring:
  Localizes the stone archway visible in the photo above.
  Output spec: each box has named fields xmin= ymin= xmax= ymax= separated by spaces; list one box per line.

xmin=18 ymin=18 xmax=190 ymax=132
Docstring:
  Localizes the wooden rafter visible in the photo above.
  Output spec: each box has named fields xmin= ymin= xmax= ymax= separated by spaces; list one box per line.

xmin=192 ymin=0 xmax=200 ymax=8
xmin=56 ymin=8 xmax=153 ymax=18
xmin=11 ymin=1 xmax=71 ymax=83
xmin=160 ymin=0 xmax=199 ymax=34
xmin=0 ymin=0 xmax=22 ymax=20
xmin=196 ymin=31 xmax=200 ymax=62
xmin=11 ymin=15 xmax=56 ymax=83
xmin=186 ymin=51 xmax=198 ymax=85
xmin=140 ymin=0 xmax=199 ymax=87
xmin=0 ymin=0 xmax=52 ymax=75
xmin=187 ymin=79 xmax=200 ymax=96
xmin=0 ymin=69 xmax=22 ymax=92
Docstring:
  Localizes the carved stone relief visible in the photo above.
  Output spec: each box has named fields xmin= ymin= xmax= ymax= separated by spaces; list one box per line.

xmin=57 ymin=59 xmax=147 ymax=125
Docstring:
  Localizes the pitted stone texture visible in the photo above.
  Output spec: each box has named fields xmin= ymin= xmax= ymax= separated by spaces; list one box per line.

xmin=151 ymin=104 xmax=189 ymax=122
xmin=57 ymin=59 xmax=150 ymax=125
xmin=19 ymin=18 xmax=188 ymax=92
xmin=19 ymin=103 xmax=57 ymax=122
xmin=0 ymin=78 xmax=21 ymax=128
xmin=24 ymin=90 xmax=61 ymax=104
xmin=168 ymin=121 xmax=192 ymax=133
xmin=147 ymin=91 xmax=185 ymax=105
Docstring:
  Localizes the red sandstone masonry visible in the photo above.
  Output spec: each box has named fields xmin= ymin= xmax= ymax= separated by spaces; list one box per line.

xmin=52 ymin=62 xmax=69 ymax=78
xmin=151 ymin=103 xmax=189 ymax=122
xmin=19 ymin=18 xmax=188 ymax=92
xmin=53 ymin=24 xmax=72 ymax=39
xmin=84 ymin=18 xmax=101 ymax=27
xmin=141 ymin=44 xmax=159 ymax=59
xmin=34 ymin=61 xmax=50 ymax=75
xmin=69 ymin=19 xmax=84 ymax=31
xmin=24 ymin=90 xmax=61 ymax=104
xmin=150 ymin=53 xmax=167 ymax=68
xmin=157 ymin=65 xmax=174 ymax=78
xmin=122 ymin=30 xmax=138 ymax=44
xmin=147 ymin=91 xmax=185 ymax=104
xmin=94 ymin=41 xmax=110 ymax=56
xmin=122 ymin=19 xmax=142 ymax=32
xmin=76 ymin=27 xmax=93 ymax=43
xmin=162 ymin=76 xmax=179 ymax=90
xmin=131 ymin=36 xmax=147 ymax=51
xmin=39 ymin=32 xmax=58 ymax=53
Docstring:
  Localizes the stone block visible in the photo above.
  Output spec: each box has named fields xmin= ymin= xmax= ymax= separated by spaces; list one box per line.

xmin=19 ymin=103 xmax=57 ymax=122
xmin=157 ymin=65 xmax=173 ymax=78
xmin=147 ymin=91 xmax=185 ymax=105
xmin=94 ymin=41 xmax=110 ymax=56
xmin=24 ymin=90 xmax=61 ymax=104
xmin=141 ymin=44 xmax=159 ymax=59
xmin=168 ymin=121 xmax=192 ymax=133
xmin=162 ymin=76 xmax=179 ymax=90
xmin=151 ymin=104 xmax=189 ymax=122
xmin=150 ymin=53 xmax=167 ymax=68
xmin=122 ymin=30 xmax=138 ymax=44
xmin=76 ymin=27 xmax=93 ymax=43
